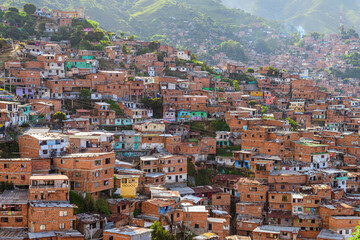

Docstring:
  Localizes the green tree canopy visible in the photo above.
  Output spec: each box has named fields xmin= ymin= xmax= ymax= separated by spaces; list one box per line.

xmin=8 ymin=7 xmax=19 ymax=13
xmin=38 ymin=22 xmax=46 ymax=33
xmin=261 ymin=106 xmax=269 ymax=115
xmin=219 ymin=40 xmax=247 ymax=61
xmin=254 ymin=39 xmax=270 ymax=54
xmin=53 ymin=111 xmax=66 ymax=131
xmin=249 ymin=100 xmax=257 ymax=107
xmin=233 ymin=80 xmax=240 ymax=91
xmin=141 ymin=97 xmax=163 ymax=119
xmin=286 ymin=118 xmax=300 ymax=131
xmin=267 ymin=66 xmax=280 ymax=77
xmin=150 ymin=221 xmax=175 ymax=240
xmin=246 ymin=68 xmax=255 ymax=73
xmin=23 ymin=4 xmax=36 ymax=15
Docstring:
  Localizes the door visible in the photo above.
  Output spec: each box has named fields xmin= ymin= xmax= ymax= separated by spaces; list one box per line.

xmin=176 ymin=176 xmax=179 ymax=182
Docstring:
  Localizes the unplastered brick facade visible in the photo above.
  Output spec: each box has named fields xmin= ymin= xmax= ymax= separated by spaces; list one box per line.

xmin=53 ymin=152 xmax=115 ymax=199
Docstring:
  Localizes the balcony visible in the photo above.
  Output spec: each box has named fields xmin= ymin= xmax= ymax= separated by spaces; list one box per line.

xmin=30 ymin=183 xmax=69 ymax=189
xmin=0 ymin=211 xmax=23 ymax=216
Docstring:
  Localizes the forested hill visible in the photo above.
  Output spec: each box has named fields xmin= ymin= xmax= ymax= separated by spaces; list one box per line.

xmin=222 ymin=0 xmax=360 ymax=34
xmin=2 ymin=0 xmax=281 ymax=59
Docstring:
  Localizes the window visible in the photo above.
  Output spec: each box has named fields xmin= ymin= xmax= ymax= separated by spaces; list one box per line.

xmin=61 ymin=159 xmax=65 ymax=164
xmin=59 ymin=211 xmax=67 ymax=217
xmin=40 ymin=224 xmax=46 ymax=230
xmin=15 ymin=217 xmax=22 ymax=223
xmin=109 ymin=237 xmax=113 ymax=240
xmin=105 ymin=158 xmax=111 ymax=164
xmin=75 ymin=182 xmax=81 ymax=188
xmin=186 ymin=214 xmax=190 ymax=218
xmin=95 ymin=160 xmax=101 ymax=166
xmin=4 ymin=164 xmax=9 ymax=169
xmin=282 ymin=195 xmax=287 ymax=201
xmin=216 ymin=196 xmax=221 ymax=200
xmin=194 ymin=224 xmax=199 ymax=229
xmin=1 ymin=217 xmax=8 ymax=222
xmin=279 ymin=204 xmax=284 ymax=208
xmin=59 ymin=223 xmax=65 ymax=229
xmin=249 ymin=187 xmax=257 ymax=192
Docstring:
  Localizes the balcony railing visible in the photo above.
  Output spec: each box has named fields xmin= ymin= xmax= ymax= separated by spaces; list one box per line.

xmin=30 ymin=183 xmax=68 ymax=189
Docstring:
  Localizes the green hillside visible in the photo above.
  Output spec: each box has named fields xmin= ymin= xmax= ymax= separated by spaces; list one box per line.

xmin=2 ymin=0 xmax=279 ymax=55
xmin=222 ymin=0 xmax=360 ymax=34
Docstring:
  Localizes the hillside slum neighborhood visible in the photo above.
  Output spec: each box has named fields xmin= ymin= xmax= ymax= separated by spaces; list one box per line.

xmin=1 ymin=6 xmax=360 ymax=240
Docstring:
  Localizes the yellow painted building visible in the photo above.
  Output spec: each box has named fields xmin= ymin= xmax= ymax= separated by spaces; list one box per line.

xmin=289 ymin=102 xmax=305 ymax=113
xmin=116 ymin=174 xmax=140 ymax=198
xmin=250 ymin=91 xmax=264 ymax=97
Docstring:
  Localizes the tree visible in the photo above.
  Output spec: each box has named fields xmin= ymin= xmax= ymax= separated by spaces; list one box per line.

xmin=69 ymin=25 xmax=85 ymax=47
xmin=8 ymin=7 xmax=19 ymax=13
xmin=261 ymin=106 xmax=268 ymax=115
xmin=342 ymin=26 xmax=359 ymax=39
xmin=233 ymin=80 xmax=240 ymax=91
xmin=141 ymin=98 xmax=163 ymax=118
xmin=249 ymin=100 xmax=257 ymax=107
xmin=128 ymin=35 xmax=135 ymax=41
xmin=286 ymin=118 xmax=300 ymax=131
xmin=84 ymin=193 xmax=96 ymax=212
xmin=310 ymin=32 xmax=323 ymax=41
xmin=79 ymin=89 xmax=91 ymax=101
xmin=85 ymin=30 xmax=105 ymax=42
xmin=53 ymin=111 xmax=66 ymax=131
xmin=0 ymin=181 xmax=14 ymax=193
xmin=187 ymin=159 xmax=196 ymax=177
xmin=78 ymin=39 xmax=92 ymax=50
xmin=209 ymin=120 xmax=230 ymax=131
xmin=107 ymin=100 xmax=124 ymax=116
xmin=218 ymin=40 xmax=247 ymax=61
xmin=122 ymin=43 xmax=131 ymax=54
xmin=246 ymin=68 xmax=254 ymax=73
xmin=150 ymin=221 xmax=175 ymax=240
xmin=350 ymin=225 xmax=360 ymax=239
xmin=254 ymin=39 xmax=270 ymax=54
xmin=23 ymin=4 xmax=36 ymax=15
xmin=38 ymin=22 xmax=46 ymax=33
xmin=95 ymin=198 xmax=110 ymax=215
xmin=79 ymin=89 xmax=91 ymax=109
xmin=70 ymin=190 xmax=85 ymax=214
xmin=267 ymin=66 xmax=280 ymax=77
